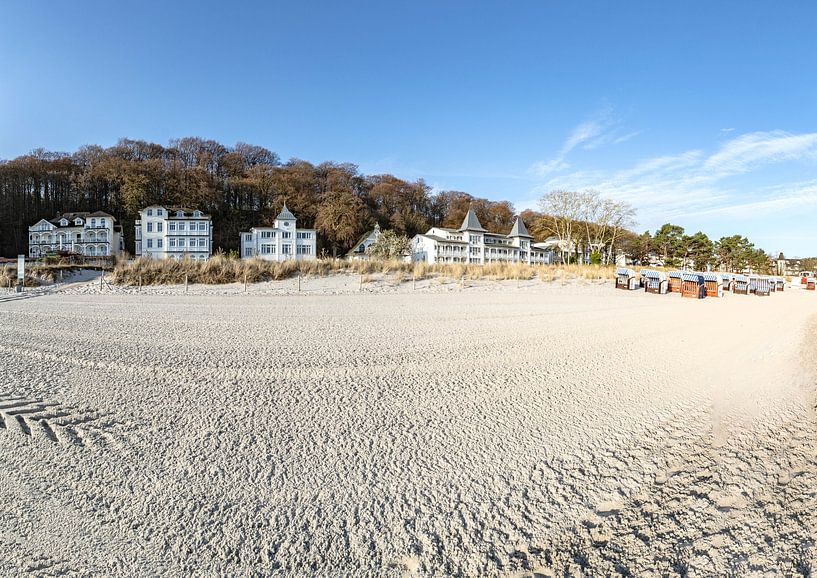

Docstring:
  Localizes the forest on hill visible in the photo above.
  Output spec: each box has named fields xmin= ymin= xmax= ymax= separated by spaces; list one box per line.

xmin=1 ymin=137 xmax=785 ymax=272
xmin=0 ymin=137 xmax=520 ymax=257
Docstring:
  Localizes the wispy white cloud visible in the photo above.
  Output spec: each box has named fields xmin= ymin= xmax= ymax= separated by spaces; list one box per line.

xmin=703 ymin=130 xmax=817 ymax=177
xmin=531 ymin=107 xmax=638 ymax=176
xmin=534 ymin=130 xmax=817 ymax=228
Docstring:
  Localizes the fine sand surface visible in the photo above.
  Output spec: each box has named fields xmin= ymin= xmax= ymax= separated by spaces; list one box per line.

xmin=1 ymin=278 xmax=817 ymax=576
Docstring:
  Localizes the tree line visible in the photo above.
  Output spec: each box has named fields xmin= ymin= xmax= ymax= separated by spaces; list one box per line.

xmin=618 ymin=224 xmax=775 ymax=273
xmin=0 ymin=137 xmax=780 ymax=273
xmin=0 ymin=137 xmax=521 ymax=257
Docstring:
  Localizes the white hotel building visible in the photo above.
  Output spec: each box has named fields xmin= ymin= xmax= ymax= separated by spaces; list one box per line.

xmin=411 ymin=208 xmax=548 ymax=265
xmin=135 ymin=206 xmax=213 ymax=260
xmin=240 ymin=204 xmax=316 ymax=261
xmin=28 ymin=211 xmax=124 ymax=258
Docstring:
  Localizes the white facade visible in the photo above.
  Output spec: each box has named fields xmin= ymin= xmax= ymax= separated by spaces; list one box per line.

xmin=28 ymin=211 xmax=123 ymax=258
xmin=239 ymin=204 xmax=316 ymax=261
xmin=135 ymin=206 xmax=213 ymax=261
xmin=411 ymin=208 xmax=548 ymax=265
xmin=346 ymin=224 xmax=381 ymax=260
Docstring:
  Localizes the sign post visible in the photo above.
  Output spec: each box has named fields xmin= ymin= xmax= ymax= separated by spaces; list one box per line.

xmin=16 ymin=255 xmax=24 ymax=292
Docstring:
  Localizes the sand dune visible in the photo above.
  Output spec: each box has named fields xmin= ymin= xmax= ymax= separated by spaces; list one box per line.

xmin=1 ymin=280 xmax=816 ymax=576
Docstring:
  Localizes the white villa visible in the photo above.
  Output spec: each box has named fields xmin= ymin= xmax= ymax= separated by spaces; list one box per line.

xmin=28 ymin=211 xmax=124 ymax=258
xmin=411 ymin=208 xmax=550 ymax=265
xmin=240 ymin=204 xmax=316 ymax=261
xmin=346 ymin=223 xmax=382 ymax=260
xmin=135 ymin=205 xmax=213 ymax=260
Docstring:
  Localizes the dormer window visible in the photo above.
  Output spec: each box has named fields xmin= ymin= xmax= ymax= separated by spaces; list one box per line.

xmin=60 ymin=219 xmax=68 ymax=226
xmin=176 ymin=211 xmax=184 ymax=218
xmin=100 ymin=218 xmax=106 ymax=226
xmin=91 ymin=218 xmax=96 ymax=227
xmin=74 ymin=218 xmax=83 ymax=225
xmin=193 ymin=210 xmax=201 ymax=217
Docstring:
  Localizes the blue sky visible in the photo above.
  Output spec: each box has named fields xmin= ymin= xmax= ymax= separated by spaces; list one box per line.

xmin=2 ymin=1 xmax=817 ymax=255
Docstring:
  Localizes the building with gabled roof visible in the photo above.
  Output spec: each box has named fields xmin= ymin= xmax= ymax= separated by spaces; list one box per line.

xmin=346 ymin=223 xmax=382 ymax=260
xmin=239 ymin=203 xmax=316 ymax=261
xmin=28 ymin=211 xmax=124 ymax=258
xmin=410 ymin=208 xmax=550 ymax=265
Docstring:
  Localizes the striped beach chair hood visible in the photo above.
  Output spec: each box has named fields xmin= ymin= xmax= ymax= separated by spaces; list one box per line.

xmin=681 ymin=272 xmax=704 ymax=282
xmin=643 ymin=269 xmax=666 ymax=281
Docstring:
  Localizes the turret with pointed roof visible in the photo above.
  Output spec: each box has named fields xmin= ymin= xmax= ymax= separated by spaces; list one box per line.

xmin=277 ymin=202 xmax=296 ymax=221
xmin=509 ymin=216 xmax=532 ymax=238
xmin=458 ymin=207 xmax=486 ymax=232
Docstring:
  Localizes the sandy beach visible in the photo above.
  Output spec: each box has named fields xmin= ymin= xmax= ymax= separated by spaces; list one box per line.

xmin=1 ymin=278 xmax=816 ymax=576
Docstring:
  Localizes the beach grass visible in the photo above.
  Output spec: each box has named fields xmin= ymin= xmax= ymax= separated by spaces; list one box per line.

xmin=109 ymin=254 xmax=617 ymax=286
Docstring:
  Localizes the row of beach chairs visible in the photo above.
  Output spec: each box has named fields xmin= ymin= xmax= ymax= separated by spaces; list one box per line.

xmin=615 ymin=268 xmax=788 ymax=299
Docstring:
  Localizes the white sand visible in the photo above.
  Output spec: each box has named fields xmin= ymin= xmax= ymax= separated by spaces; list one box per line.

xmin=1 ymin=278 xmax=816 ymax=576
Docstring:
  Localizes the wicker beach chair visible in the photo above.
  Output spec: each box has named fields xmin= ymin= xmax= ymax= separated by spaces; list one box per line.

xmin=733 ymin=274 xmax=750 ymax=295
xmin=639 ymin=268 xmax=650 ymax=288
xmin=643 ymin=270 xmax=668 ymax=294
xmin=701 ymin=272 xmax=724 ymax=297
xmin=668 ymin=271 xmax=683 ymax=293
xmin=807 ymin=277 xmax=816 ymax=291
xmin=681 ymin=272 xmax=706 ymax=299
xmin=615 ymin=267 xmax=639 ymax=290
xmin=775 ymin=277 xmax=785 ymax=291
xmin=718 ymin=273 xmax=733 ymax=292
xmin=753 ymin=276 xmax=771 ymax=296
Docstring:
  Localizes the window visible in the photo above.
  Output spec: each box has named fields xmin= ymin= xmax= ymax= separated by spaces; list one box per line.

xmin=157 ymin=222 xmax=163 ymax=232
xmin=170 ymin=239 xmax=176 ymax=247
xmin=193 ymin=211 xmax=201 ymax=217
xmin=60 ymin=219 xmax=68 ymax=226
xmin=261 ymin=231 xmax=272 ymax=239
xmin=198 ymin=239 xmax=206 ymax=247
xmin=261 ymin=244 xmax=274 ymax=255
xmin=244 ymin=234 xmax=251 ymax=242
xmin=91 ymin=218 xmax=96 ymax=227
xmin=157 ymin=209 xmax=163 ymax=216
xmin=147 ymin=239 xmax=153 ymax=249
xmin=198 ymin=222 xmax=206 ymax=231
xmin=157 ymin=239 xmax=163 ymax=248
xmin=244 ymin=247 xmax=252 ymax=257
xmin=147 ymin=222 xmax=153 ymax=233
xmin=101 ymin=218 xmax=106 ymax=226
xmin=282 ymin=244 xmax=291 ymax=255
xmin=75 ymin=218 xmax=83 ymax=225
xmin=297 ymin=232 xmax=311 ymax=239
xmin=297 ymin=245 xmax=312 ymax=255
xmin=282 ymin=231 xmax=291 ymax=239
xmin=147 ymin=209 xmax=153 ymax=216
xmin=178 ymin=239 xmax=185 ymax=247
xmin=177 ymin=222 xmax=185 ymax=231
xmin=169 ymin=222 xmax=176 ymax=231
xmin=176 ymin=211 xmax=184 ymax=217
